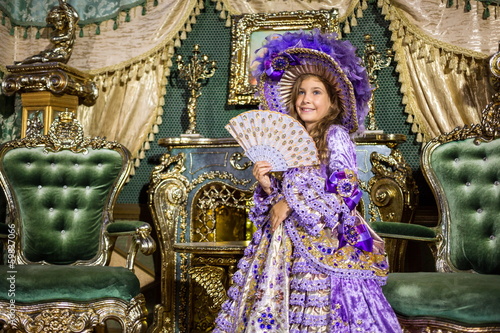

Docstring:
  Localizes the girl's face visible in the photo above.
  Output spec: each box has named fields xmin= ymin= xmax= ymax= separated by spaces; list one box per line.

xmin=295 ymin=76 xmax=336 ymax=131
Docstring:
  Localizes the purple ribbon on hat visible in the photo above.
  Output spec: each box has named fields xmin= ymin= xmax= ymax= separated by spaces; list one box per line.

xmin=264 ymin=53 xmax=300 ymax=81
xmin=325 ymin=169 xmax=363 ymax=210
xmin=338 ymin=219 xmax=373 ymax=252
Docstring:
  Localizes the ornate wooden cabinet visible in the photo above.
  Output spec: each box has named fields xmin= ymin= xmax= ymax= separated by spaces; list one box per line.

xmin=148 ymin=134 xmax=417 ymax=333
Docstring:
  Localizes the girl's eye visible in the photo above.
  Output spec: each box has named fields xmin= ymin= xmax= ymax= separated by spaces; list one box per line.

xmin=298 ymin=91 xmax=305 ymax=95
xmin=313 ymin=90 xmax=322 ymax=95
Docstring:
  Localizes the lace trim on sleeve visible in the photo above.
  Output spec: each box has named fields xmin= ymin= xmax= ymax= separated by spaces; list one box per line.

xmin=282 ymin=167 xmax=349 ymax=236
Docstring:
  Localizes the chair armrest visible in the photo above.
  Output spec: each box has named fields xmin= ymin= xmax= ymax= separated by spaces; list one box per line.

xmin=107 ymin=220 xmax=156 ymax=271
xmin=371 ymin=221 xmax=438 ymax=242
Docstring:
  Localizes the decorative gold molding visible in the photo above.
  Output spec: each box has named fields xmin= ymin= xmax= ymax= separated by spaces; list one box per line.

xmin=0 ymin=295 xmax=148 ymax=333
xmin=1 ymin=62 xmax=98 ymax=107
xmin=228 ymin=9 xmax=339 ymax=105
xmin=397 ymin=315 xmax=500 ymax=333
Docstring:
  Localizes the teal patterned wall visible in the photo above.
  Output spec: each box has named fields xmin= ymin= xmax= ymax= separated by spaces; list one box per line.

xmin=118 ymin=0 xmax=421 ymax=204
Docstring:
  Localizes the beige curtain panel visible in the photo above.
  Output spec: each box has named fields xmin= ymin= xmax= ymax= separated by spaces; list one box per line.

xmin=0 ymin=0 xmax=497 ymax=162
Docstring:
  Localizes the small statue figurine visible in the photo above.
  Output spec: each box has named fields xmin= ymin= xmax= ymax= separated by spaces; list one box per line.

xmin=15 ymin=0 xmax=79 ymax=65
xmin=25 ymin=111 xmax=45 ymax=138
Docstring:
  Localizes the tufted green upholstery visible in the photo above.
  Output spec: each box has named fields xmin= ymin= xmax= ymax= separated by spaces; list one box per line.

xmin=0 ymin=265 xmax=140 ymax=303
xmin=0 ymin=115 xmax=155 ymax=332
xmin=379 ymin=133 xmax=500 ymax=330
xmin=3 ymin=147 xmax=123 ymax=264
xmin=430 ymin=138 xmax=500 ymax=274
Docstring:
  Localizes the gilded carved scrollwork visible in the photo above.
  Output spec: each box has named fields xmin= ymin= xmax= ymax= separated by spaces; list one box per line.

xmin=369 ymin=148 xmax=418 ymax=223
xmin=0 ymin=295 xmax=147 ymax=333
xmin=229 ymin=152 xmax=253 ymax=170
xmin=189 ymin=265 xmax=227 ymax=332
xmin=148 ymin=152 xmax=189 ymax=333
xmin=368 ymin=146 xmax=418 ymax=273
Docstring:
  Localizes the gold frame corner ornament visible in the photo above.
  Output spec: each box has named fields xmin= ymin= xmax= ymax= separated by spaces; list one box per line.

xmin=227 ymin=9 xmax=340 ymax=105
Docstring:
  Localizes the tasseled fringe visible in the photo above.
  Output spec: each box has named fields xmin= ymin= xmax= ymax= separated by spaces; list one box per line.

xmin=343 ymin=19 xmax=351 ymax=34
xmin=357 ymin=5 xmax=364 ymax=18
xmin=448 ymin=54 xmax=458 ymax=71
xmin=430 ymin=47 xmax=440 ymax=63
xmin=351 ymin=13 xmax=358 ymax=27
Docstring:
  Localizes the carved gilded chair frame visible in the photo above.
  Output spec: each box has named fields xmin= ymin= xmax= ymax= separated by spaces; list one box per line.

xmin=0 ymin=113 xmax=155 ymax=333
xmin=227 ymin=9 xmax=340 ymax=105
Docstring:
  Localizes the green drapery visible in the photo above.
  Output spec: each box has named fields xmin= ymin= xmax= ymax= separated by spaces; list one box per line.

xmin=0 ymin=0 xmax=155 ymax=28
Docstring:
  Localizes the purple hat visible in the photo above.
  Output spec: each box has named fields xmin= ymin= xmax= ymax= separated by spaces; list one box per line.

xmin=253 ymin=29 xmax=372 ymax=134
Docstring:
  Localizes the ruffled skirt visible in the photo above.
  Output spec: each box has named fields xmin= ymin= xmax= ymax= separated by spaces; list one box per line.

xmin=213 ymin=220 xmax=402 ymax=332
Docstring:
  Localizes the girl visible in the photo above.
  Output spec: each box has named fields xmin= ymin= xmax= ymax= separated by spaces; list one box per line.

xmin=214 ymin=29 xmax=402 ymax=333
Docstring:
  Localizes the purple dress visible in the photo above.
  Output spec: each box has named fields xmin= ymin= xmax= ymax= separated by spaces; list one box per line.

xmin=214 ymin=125 xmax=402 ymax=332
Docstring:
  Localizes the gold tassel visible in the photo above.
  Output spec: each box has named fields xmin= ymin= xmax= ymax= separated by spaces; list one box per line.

xmin=381 ymin=3 xmax=388 ymax=15
xmin=459 ymin=55 xmax=468 ymax=73
xmin=357 ymin=6 xmax=363 ymax=18
xmin=120 ymin=71 xmax=128 ymax=84
xmin=153 ymin=124 xmax=159 ymax=133
xmin=148 ymin=132 xmax=155 ymax=141
xmin=402 ymin=95 xmax=409 ymax=105
xmin=398 ymin=26 xmax=405 ymax=38
xmin=403 ymin=32 xmax=412 ymax=45
xmin=199 ymin=0 xmax=204 ymax=9
xmin=416 ymin=132 xmax=423 ymax=142
xmin=351 ymin=14 xmax=358 ymax=27
xmin=156 ymin=115 xmax=163 ymax=125
xmin=343 ymin=19 xmax=351 ymax=34
xmin=411 ymin=123 xmax=418 ymax=133
xmin=174 ymin=38 xmax=181 ymax=47
xmin=135 ymin=158 xmax=141 ymax=168
xmin=448 ymin=54 xmax=458 ymax=70
xmin=388 ymin=10 xmax=396 ymax=21
xmin=220 ymin=10 xmax=226 ymax=20
xmin=362 ymin=0 xmax=368 ymax=10
xmin=430 ymin=47 xmax=440 ymax=63
xmin=180 ymin=30 xmax=187 ymax=40
xmin=226 ymin=16 xmax=231 ymax=27
xmin=417 ymin=44 xmax=427 ymax=59
xmin=400 ymin=84 xmax=407 ymax=94
xmin=185 ymin=23 xmax=192 ymax=32
xmin=406 ymin=114 xmax=413 ymax=123
xmin=378 ymin=0 xmax=384 ymax=8
xmin=191 ymin=16 xmax=197 ymax=24
xmin=215 ymin=1 xmax=222 ymax=11
xmin=144 ymin=141 xmax=151 ymax=150
xmin=137 ymin=64 xmax=145 ymax=78
xmin=409 ymin=41 xmax=417 ymax=53
xmin=194 ymin=7 xmax=200 ymax=16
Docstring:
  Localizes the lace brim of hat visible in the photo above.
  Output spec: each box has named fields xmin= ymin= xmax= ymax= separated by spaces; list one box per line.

xmin=258 ymin=48 xmax=359 ymax=134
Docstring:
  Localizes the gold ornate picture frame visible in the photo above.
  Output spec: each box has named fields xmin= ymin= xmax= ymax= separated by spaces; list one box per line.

xmin=228 ymin=9 xmax=340 ymax=105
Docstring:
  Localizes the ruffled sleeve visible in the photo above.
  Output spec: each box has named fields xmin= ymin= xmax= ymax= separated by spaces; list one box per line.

xmin=281 ymin=125 xmax=357 ymax=236
xmin=326 ymin=125 xmax=357 ymax=173
xmin=249 ymin=175 xmax=283 ymax=229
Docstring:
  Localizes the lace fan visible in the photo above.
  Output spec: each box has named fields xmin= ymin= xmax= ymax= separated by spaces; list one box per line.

xmin=225 ymin=110 xmax=319 ymax=171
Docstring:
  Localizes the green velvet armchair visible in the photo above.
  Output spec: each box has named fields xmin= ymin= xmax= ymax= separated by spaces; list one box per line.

xmin=371 ymin=90 xmax=500 ymax=332
xmin=0 ymin=112 xmax=156 ymax=333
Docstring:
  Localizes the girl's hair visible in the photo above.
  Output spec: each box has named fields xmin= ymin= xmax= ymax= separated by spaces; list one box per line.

xmin=287 ymin=74 xmax=346 ymax=163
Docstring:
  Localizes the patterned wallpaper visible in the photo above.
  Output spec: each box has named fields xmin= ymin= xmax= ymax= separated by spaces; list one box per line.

xmin=118 ymin=0 xmax=421 ymax=204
